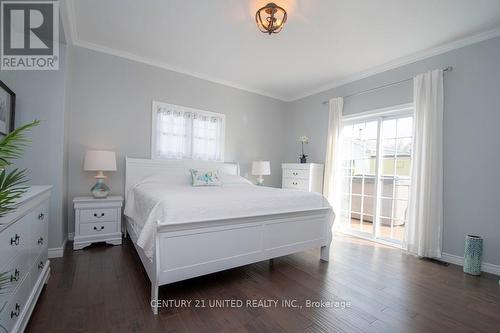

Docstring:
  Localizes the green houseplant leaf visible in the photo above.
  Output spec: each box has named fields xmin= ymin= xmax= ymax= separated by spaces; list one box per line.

xmin=0 ymin=120 xmax=39 ymax=217
xmin=0 ymin=169 xmax=29 ymax=217
xmin=0 ymin=271 xmax=10 ymax=293
xmin=0 ymin=120 xmax=40 ymax=168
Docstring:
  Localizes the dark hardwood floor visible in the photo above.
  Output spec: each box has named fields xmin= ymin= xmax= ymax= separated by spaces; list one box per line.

xmin=26 ymin=235 xmax=500 ymax=332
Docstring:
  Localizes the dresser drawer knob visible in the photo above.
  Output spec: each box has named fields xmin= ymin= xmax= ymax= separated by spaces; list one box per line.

xmin=10 ymin=269 xmax=20 ymax=282
xmin=38 ymin=261 xmax=44 ymax=270
xmin=93 ymin=226 xmax=105 ymax=231
xmin=38 ymin=213 xmax=45 ymax=220
xmin=93 ymin=213 xmax=105 ymax=218
xmin=10 ymin=234 xmax=20 ymax=246
xmin=38 ymin=237 xmax=44 ymax=245
xmin=10 ymin=303 xmax=20 ymax=318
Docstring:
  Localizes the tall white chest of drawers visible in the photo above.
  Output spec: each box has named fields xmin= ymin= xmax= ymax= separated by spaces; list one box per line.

xmin=0 ymin=186 xmax=51 ymax=333
xmin=282 ymin=163 xmax=324 ymax=193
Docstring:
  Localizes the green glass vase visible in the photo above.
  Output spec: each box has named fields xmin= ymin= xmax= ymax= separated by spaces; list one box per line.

xmin=463 ymin=235 xmax=483 ymax=276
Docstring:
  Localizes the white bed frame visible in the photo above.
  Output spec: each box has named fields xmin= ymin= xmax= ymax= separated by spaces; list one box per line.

xmin=124 ymin=157 xmax=334 ymax=314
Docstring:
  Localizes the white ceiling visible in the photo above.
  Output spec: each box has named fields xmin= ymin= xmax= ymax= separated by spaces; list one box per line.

xmin=66 ymin=0 xmax=500 ymax=101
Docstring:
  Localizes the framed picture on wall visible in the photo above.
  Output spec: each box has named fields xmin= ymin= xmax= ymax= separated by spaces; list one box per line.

xmin=0 ymin=80 xmax=16 ymax=136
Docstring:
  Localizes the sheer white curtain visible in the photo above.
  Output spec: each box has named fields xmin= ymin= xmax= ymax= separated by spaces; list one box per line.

xmin=403 ymin=69 xmax=444 ymax=258
xmin=323 ymin=97 xmax=344 ymax=217
xmin=156 ymin=108 xmax=192 ymax=159
xmin=154 ymin=103 xmax=224 ymax=161
xmin=192 ymin=114 xmax=224 ymax=161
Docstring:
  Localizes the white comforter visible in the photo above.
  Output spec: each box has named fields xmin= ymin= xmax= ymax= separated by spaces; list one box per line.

xmin=124 ymin=180 xmax=331 ymax=259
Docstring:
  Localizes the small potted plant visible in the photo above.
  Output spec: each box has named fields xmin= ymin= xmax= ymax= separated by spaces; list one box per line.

xmin=299 ymin=136 xmax=309 ymax=163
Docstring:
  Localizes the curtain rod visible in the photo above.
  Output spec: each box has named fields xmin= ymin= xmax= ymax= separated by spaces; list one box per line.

xmin=321 ymin=66 xmax=452 ymax=105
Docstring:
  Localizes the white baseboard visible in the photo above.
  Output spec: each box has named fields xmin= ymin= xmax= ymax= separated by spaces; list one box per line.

xmin=68 ymin=232 xmax=75 ymax=241
xmin=441 ymin=252 xmax=500 ymax=276
xmin=48 ymin=237 xmax=67 ymax=258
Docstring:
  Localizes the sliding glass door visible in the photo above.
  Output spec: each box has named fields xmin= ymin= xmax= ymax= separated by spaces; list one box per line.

xmin=339 ymin=109 xmax=413 ymax=244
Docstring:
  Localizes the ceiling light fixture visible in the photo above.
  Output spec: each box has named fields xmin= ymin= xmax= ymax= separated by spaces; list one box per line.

xmin=255 ymin=2 xmax=287 ymax=35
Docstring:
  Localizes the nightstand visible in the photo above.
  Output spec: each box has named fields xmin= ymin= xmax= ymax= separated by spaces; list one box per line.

xmin=281 ymin=163 xmax=324 ymax=193
xmin=73 ymin=196 xmax=123 ymax=250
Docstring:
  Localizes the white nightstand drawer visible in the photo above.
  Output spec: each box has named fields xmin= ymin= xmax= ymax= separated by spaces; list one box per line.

xmin=282 ymin=178 xmax=309 ymax=191
xmin=79 ymin=208 xmax=118 ymax=223
xmin=283 ymin=168 xmax=310 ymax=179
xmin=80 ymin=222 xmax=118 ymax=236
xmin=74 ymin=196 xmax=123 ymax=250
xmin=281 ymin=163 xmax=324 ymax=194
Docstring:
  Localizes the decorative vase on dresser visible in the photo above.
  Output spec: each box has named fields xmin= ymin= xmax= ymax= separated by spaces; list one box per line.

xmin=281 ymin=163 xmax=324 ymax=193
xmin=73 ymin=196 xmax=123 ymax=250
xmin=0 ymin=186 xmax=51 ymax=333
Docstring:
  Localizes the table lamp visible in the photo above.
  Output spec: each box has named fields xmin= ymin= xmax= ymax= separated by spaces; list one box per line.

xmin=84 ymin=150 xmax=117 ymax=198
xmin=252 ymin=161 xmax=271 ymax=186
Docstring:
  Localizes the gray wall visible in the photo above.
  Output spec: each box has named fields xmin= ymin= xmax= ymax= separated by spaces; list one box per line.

xmin=285 ymin=36 xmax=500 ymax=266
xmin=0 ymin=44 xmax=69 ymax=249
xmin=66 ymin=46 xmax=288 ymax=234
xmin=4 ymin=32 xmax=498 ymax=267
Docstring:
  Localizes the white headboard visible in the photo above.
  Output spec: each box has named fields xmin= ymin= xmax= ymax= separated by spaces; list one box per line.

xmin=125 ymin=157 xmax=240 ymax=199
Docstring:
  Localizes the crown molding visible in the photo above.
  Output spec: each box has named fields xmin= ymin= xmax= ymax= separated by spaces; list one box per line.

xmin=289 ymin=27 xmax=500 ymax=101
xmin=62 ymin=0 xmax=287 ymax=101
xmin=62 ymin=3 xmax=500 ymax=104
xmin=71 ymin=39 xmax=289 ymax=102
xmin=60 ymin=0 xmax=77 ymax=44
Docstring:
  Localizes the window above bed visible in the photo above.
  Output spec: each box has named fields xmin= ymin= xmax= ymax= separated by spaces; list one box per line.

xmin=151 ymin=101 xmax=225 ymax=161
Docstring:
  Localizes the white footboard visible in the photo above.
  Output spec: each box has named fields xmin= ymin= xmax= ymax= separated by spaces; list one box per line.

xmin=144 ymin=208 xmax=334 ymax=314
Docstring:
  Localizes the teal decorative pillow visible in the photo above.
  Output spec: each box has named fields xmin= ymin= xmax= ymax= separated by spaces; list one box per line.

xmin=189 ymin=169 xmax=221 ymax=186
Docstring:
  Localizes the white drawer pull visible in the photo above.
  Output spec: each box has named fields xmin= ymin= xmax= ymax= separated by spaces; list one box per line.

xmin=10 ymin=234 xmax=20 ymax=246
xmin=10 ymin=303 xmax=20 ymax=318
xmin=93 ymin=213 xmax=105 ymax=218
xmin=93 ymin=226 xmax=105 ymax=231
xmin=10 ymin=269 xmax=20 ymax=282
xmin=38 ymin=212 xmax=45 ymax=220
xmin=38 ymin=237 xmax=44 ymax=245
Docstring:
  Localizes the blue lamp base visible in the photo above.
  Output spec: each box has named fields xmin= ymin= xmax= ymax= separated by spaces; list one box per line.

xmin=91 ymin=178 xmax=110 ymax=199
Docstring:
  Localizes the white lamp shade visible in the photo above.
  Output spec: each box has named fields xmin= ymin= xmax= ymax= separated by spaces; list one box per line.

xmin=84 ymin=150 xmax=117 ymax=171
xmin=252 ymin=161 xmax=271 ymax=176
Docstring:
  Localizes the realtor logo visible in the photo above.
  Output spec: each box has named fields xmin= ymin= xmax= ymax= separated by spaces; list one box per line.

xmin=1 ymin=1 xmax=59 ymax=70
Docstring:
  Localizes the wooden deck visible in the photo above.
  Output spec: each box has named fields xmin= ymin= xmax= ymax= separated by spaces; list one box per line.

xmin=349 ymin=218 xmax=405 ymax=242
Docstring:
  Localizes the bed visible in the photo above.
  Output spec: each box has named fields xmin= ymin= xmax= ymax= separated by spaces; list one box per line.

xmin=124 ymin=157 xmax=334 ymax=314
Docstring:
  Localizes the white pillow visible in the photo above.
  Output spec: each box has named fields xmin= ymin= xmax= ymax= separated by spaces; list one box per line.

xmin=189 ymin=169 xmax=222 ymax=186
xmin=136 ymin=171 xmax=191 ymax=187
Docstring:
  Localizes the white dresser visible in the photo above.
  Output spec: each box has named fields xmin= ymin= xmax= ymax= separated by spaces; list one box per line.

xmin=282 ymin=163 xmax=324 ymax=193
xmin=0 ymin=186 xmax=51 ymax=333
xmin=73 ymin=196 xmax=123 ymax=250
